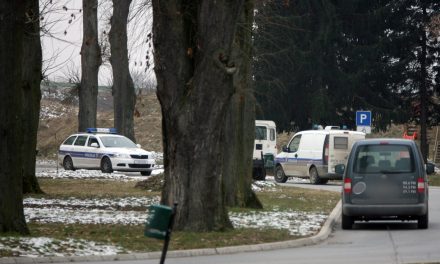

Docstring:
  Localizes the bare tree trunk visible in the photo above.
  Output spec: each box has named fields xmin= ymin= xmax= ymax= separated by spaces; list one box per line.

xmin=79 ymin=0 xmax=101 ymax=132
xmin=0 ymin=0 xmax=29 ymax=234
xmin=224 ymin=0 xmax=262 ymax=208
xmin=22 ymin=0 xmax=43 ymax=194
xmin=110 ymin=0 xmax=136 ymax=141
xmin=153 ymin=0 xmax=246 ymax=231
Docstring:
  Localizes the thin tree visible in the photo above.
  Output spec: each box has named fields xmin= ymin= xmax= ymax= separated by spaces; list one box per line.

xmin=110 ymin=0 xmax=136 ymax=141
xmin=22 ymin=0 xmax=43 ymax=194
xmin=78 ymin=0 xmax=102 ymax=132
xmin=0 ymin=0 xmax=29 ymax=234
xmin=153 ymin=0 xmax=249 ymax=231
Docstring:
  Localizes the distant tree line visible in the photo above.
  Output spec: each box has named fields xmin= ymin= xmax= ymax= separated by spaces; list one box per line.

xmin=253 ymin=0 xmax=440 ymax=136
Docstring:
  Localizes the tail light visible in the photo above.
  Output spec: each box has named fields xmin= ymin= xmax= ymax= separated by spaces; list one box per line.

xmin=344 ymin=178 xmax=352 ymax=194
xmin=417 ymin=178 xmax=425 ymax=193
xmin=324 ymin=143 xmax=329 ymax=165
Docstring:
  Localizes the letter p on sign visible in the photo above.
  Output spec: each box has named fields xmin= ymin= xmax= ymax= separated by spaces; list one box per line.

xmin=356 ymin=111 xmax=371 ymax=126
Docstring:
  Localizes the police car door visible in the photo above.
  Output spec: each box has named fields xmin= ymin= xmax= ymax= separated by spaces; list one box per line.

xmin=84 ymin=136 xmax=101 ymax=168
xmin=72 ymin=135 xmax=89 ymax=168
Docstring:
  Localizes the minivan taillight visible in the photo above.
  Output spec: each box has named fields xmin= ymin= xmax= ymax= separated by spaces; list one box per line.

xmin=417 ymin=178 xmax=425 ymax=193
xmin=344 ymin=178 xmax=352 ymax=194
xmin=324 ymin=143 xmax=329 ymax=164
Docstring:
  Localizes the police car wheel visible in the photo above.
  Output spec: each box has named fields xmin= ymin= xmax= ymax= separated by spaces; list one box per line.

xmin=101 ymin=157 xmax=113 ymax=173
xmin=63 ymin=156 xmax=75 ymax=171
xmin=141 ymin=170 xmax=152 ymax=176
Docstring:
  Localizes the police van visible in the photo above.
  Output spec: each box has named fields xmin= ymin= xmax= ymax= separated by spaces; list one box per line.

xmin=253 ymin=120 xmax=277 ymax=180
xmin=274 ymin=126 xmax=365 ymax=184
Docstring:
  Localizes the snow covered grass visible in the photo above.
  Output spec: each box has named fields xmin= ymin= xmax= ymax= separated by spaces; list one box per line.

xmin=0 ymin=168 xmax=339 ymax=258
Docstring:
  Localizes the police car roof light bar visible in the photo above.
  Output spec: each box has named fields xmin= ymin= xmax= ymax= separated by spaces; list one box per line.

xmin=86 ymin=128 xmax=117 ymax=134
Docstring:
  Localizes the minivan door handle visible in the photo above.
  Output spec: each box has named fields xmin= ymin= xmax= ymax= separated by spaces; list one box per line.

xmin=295 ymin=154 xmax=298 ymax=158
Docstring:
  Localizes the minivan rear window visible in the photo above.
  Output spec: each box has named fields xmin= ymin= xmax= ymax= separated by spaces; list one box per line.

xmin=353 ymin=144 xmax=414 ymax=174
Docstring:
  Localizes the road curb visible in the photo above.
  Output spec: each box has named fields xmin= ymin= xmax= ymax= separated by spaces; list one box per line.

xmin=0 ymin=201 xmax=342 ymax=263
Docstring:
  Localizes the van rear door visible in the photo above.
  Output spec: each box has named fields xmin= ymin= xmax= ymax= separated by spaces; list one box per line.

xmin=328 ymin=134 xmax=350 ymax=174
xmin=349 ymin=143 xmax=419 ymax=205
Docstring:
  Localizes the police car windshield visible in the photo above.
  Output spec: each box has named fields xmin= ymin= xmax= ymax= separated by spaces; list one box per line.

xmin=100 ymin=136 xmax=137 ymax=148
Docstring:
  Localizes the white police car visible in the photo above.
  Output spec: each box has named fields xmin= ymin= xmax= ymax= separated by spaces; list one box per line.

xmin=58 ymin=128 xmax=156 ymax=176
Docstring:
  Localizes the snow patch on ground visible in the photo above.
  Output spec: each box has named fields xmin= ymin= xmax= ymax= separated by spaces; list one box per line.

xmin=36 ymin=168 xmax=166 ymax=181
xmin=0 ymin=237 xmax=126 ymax=257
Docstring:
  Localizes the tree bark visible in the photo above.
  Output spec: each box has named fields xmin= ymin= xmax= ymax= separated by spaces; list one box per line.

xmin=153 ymin=0 xmax=246 ymax=231
xmin=0 ymin=0 xmax=30 ymax=234
xmin=22 ymin=0 xmax=43 ymax=194
xmin=223 ymin=0 xmax=262 ymax=208
xmin=79 ymin=0 xmax=101 ymax=132
xmin=110 ymin=0 xmax=136 ymax=141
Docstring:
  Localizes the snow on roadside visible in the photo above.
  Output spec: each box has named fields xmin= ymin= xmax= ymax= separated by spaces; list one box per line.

xmin=35 ymin=168 xmax=168 ymax=181
xmin=0 ymin=237 xmax=126 ymax=257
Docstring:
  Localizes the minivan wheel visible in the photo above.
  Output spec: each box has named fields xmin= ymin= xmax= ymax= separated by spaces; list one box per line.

xmin=101 ymin=157 xmax=113 ymax=173
xmin=274 ymin=166 xmax=288 ymax=183
xmin=417 ymin=212 xmax=429 ymax=229
xmin=309 ymin=167 xmax=321 ymax=184
xmin=341 ymin=213 xmax=354 ymax=230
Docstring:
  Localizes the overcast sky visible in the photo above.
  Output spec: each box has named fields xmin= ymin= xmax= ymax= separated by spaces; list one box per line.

xmin=40 ymin=0 xmax=155 ymax=87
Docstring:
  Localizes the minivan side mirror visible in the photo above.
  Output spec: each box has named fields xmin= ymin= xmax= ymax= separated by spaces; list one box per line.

xmin=426 ymin=163 xmax=435 ymax=175
xmin=335 ymin=164 xmax=345 ymax=175
xmin=90 ymin=143 xmax=99 ymax=148
xmin=282 ymin=145 xmax=289 ymax=153
xmin=136 ymin=144 xmax=142 ymax=148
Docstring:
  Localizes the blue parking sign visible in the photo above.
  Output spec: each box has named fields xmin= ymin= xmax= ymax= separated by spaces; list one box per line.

xmin=356 ymin=111 xmax=371 ymax=126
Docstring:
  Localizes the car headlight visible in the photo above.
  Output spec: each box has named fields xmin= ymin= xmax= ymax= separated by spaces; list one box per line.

xmin=113 ymin=153 xmax=130 ymax=158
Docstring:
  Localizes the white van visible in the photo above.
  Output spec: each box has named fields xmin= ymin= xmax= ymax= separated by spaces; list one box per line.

xmin=274 ymin=126 xmax=365 ymax=184
xmin=253 ymin=120 xmax=277 ymax=180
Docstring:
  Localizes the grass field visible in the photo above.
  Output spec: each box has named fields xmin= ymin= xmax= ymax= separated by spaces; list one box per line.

xmin=0 ymin=179 xmax=340 ymax=256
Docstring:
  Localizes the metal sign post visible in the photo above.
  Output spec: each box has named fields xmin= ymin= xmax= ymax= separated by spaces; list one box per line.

xmin=145 ymin=203 xmax=178 ymax=264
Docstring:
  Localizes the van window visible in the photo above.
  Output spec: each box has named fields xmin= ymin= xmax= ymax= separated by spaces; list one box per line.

xmin=288 ymin=135 xmax=301 ymax=153
xmin=353 ymin=144 xmax=414 ymax=174
xmin=270 ymin=129 xmax=275 ymax=141
xmin=255 ymin=126 xmax=267 ymax=140
xmin=334 ymin=137 xmax=348 ymax=149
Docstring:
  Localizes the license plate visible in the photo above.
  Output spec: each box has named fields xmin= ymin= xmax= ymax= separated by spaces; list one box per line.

xmin=134 ymin=160 xmax=147 ymax=164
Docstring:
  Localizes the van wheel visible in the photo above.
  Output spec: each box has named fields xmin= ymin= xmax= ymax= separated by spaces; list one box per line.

xmin=417 ymin=212 xmax=428 ymax=229
xmin=101 ymin=157 xmax=113 ymax=173
xmin=309 ymin=167 xmax=321 ymax=184
xmin=253 ymin=167 xmax=266 ymax=181
xmin=274 ymin=166 xmax=288 ymax=183
xmin=341 ymin=213 xmax=354 ymax=230
xmin=63 ymin=156 xmax=75 ymax=171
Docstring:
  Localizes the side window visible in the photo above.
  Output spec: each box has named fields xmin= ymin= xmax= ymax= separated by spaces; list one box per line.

xmin=74 ymin=136 xmax=88 ymax=146
xmin=255 ymin=126 xmax=267 ymax=140
xmin=62 ymin=136 xmax=77 ymax=145
xmin=334 ymin=137 xmax=348 ymax=149
xmin=288 ymin=135 xmax=301 ymax=153
xmin=87 ymin=137 xmax=100 ymax=147
xmin=270 ymin=129 xmax=275 ymax=141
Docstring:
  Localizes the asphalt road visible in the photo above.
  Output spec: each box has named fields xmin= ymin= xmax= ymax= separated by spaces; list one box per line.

xmin=46 ymin=181 xmax=440 ymax=264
